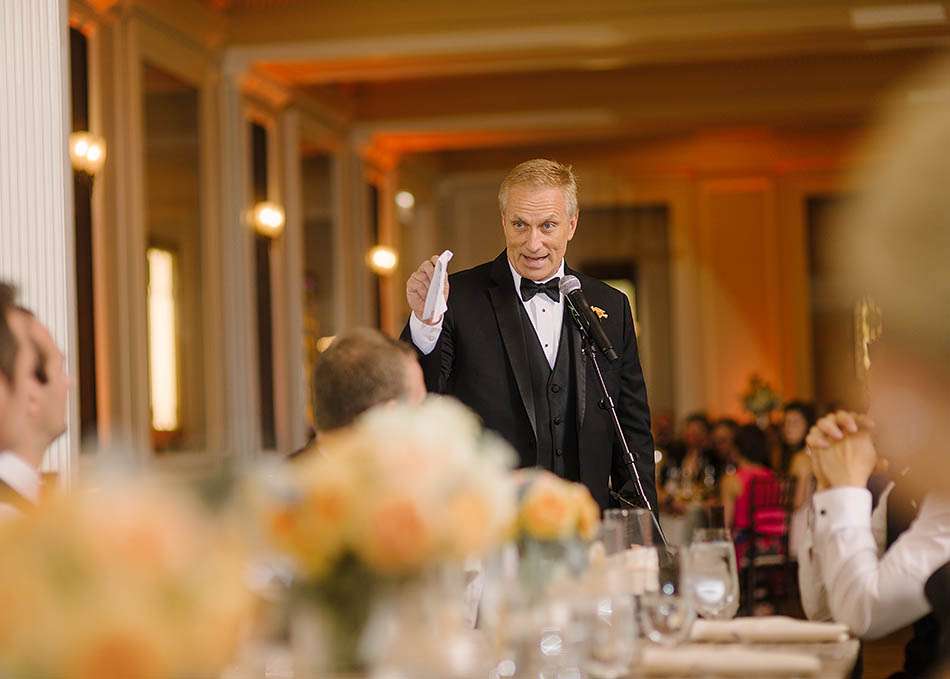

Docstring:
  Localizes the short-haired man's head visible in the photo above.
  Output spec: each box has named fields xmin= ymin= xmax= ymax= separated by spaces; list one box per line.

xmin=312 ymin=328 xmax=420 ymax=432
xmin=498 ymin=159 xmax=578 ymax=218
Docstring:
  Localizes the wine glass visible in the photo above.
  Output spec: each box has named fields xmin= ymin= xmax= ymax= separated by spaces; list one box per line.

xmin=639 ymin=547 xmax=696 ymax=647
xmin=688 ymin=528 xmax=740 ymax=620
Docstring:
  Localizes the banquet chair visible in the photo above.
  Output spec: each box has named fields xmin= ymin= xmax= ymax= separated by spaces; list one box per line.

xmin=738 ymin=475 xmax=796 ymax=615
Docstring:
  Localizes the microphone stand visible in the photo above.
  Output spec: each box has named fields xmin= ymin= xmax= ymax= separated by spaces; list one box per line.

xmin=565 ymin=298 xmax=669 ymax=547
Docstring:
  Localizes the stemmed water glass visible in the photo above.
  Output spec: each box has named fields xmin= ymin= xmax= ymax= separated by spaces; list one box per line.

xmin=639 ymin=546 xmax=696 ymax=647
xmin=688 ymin=528 xmax=740 ymax=620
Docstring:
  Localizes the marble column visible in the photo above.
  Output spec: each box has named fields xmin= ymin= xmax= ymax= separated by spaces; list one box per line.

xmin=0 ymin=0 xmax=77 ymax=480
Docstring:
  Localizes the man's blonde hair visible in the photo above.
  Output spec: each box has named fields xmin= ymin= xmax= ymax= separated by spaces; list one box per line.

xmin=498 ymin=159 xmax=578 ymax=217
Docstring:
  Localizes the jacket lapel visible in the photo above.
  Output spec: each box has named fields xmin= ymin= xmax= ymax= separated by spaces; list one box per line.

xmin=565 ymin=264 xmax=588 ymax=433
xmin=488 ymin=254 xmax=538 ymax=447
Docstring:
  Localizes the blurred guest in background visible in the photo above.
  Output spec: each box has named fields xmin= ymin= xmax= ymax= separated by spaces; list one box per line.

xmin=800 ymin=55 xmax=950 ymax=678
xmin=660 ymin=412 xmax=718 ymax=495
xmin=782 ymin=400 xmax=817 ymax=557
xmin=658 ymin=412 xmax=720 ymax=541
xmin=722 ymin=424 xmax=784 ymax=546
xmin=293 ymin=328 xmax=426 ymax=458
xmin=710 ymin=417 xmax=740 ymax=474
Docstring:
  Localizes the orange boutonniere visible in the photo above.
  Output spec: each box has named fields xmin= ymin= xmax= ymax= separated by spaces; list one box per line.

xmin=591 ymin=306 xmax=608 ymax=320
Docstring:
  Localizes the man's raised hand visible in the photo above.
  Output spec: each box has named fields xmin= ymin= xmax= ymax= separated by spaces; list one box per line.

xmin=406 ymin=254 xmax=449 ymax=325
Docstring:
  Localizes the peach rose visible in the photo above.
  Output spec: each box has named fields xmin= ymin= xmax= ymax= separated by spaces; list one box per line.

xmin=356 ymin=494 xmax=434 ymax=575
xmin=519 ymin=477 xmax=578 ymax=541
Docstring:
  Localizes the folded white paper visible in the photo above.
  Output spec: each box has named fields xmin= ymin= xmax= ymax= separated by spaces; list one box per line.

xmin=691 ymin=616 xmax=850 ymax=644
xmin=643 ymin=646 xmax=821 ymax=676
xmin=423 ymin=250 xmax=453 ymax=322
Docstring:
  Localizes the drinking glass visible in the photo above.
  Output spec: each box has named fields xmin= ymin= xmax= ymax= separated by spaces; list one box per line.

xmin=688 ymin=528 xmax=740 ymax=620
xmin=577 ymin=594 xmax=638 ymax=679
xmin=603 ymin=508 xmax=654 ymax=548
xmin=639 ymin=547 xmax=696 ymax=647
xmin=598 ymin=516 xmax=627 ymax=556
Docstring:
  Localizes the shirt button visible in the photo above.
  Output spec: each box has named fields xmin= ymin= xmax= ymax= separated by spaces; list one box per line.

xmin=555 ymin=449 xmax=563 ymax=457
xmin=551 ymin=384 xmax=561 ymax=393
xmin=554 ymin=417 xmax=563 ymax=425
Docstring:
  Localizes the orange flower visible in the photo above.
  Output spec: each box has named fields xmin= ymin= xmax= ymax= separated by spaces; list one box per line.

xmin=445 ymin=489 xmax=494 ymax=558
xmin=519 ymin=477 xmax=578 ymax=541
xmin=357 ymin=494 xmax=434 ymax=575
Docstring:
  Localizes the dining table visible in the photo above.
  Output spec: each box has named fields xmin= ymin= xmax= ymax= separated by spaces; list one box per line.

xmin=225 ymin=634 xmax=860 ymax=678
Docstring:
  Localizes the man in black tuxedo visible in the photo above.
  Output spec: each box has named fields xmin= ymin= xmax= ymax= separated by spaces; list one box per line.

xmin=401 ymin=159 xmax=656 ymax=512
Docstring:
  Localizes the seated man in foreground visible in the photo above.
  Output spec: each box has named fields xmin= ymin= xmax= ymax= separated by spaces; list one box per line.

xmin=0 ymin=282 xmax=71 ymax=517
xmin=798 ymin=55 xmax=950 ymax=678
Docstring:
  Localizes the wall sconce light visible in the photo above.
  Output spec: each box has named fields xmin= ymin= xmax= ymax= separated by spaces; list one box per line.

xmin=69 ymin=131 xmax=107 ymax=177
xmin=395 ymin=190 xmax=415 ymax=223
xmin=395 ymin=190 xmax=415 ymax=210
xmin=366 ymin=245 xmax=398 ymax=276
xmin=251 ymin=201 xmax=285 ymax=237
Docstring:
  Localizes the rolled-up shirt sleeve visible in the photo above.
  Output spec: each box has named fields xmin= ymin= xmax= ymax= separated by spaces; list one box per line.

xmin=812 ymin=488 xmax=950 ymax=640
xmin=408 ymin=312 xmax=443 ymax=355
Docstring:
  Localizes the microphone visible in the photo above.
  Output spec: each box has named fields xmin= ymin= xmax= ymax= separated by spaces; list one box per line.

xmin=559 ymin=275 xmax=619 ymax=362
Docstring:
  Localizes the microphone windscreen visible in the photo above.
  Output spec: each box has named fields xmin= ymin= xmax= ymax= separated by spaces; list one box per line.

xmin=559 ymin=275 xmax=581 ymax=295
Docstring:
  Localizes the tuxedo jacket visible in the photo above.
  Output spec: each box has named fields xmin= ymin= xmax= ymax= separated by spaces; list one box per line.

xmin=402 ymin=252 xmax=657 ymax=512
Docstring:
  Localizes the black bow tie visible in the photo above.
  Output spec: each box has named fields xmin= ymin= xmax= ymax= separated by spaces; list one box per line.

xmin=520 ymin=277 xmax=561 ymax=303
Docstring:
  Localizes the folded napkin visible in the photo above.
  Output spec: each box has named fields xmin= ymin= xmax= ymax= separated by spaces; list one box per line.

xmin=643 ymin=646 xmax=821 ymax=676
xmin=423 ymin=249 xmax=453 ymax=322
xmin=691 ymin=616 xmax=850 ymax=644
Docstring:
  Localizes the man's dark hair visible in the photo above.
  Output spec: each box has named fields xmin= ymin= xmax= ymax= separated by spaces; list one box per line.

xmin=312 ymin=328 xmax=417 ymax=432
xmin=735 ymin=424 xmax=770 ymax=467
xmin=0 ymin=282 xmax=19 ymax=384
xmin=685 ymin=411 xmax=711 ymax=431
xmin=712 ymin=417 xmax=740 ymax=434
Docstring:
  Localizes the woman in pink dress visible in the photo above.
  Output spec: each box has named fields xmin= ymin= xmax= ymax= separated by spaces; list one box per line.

xmin=721 ymin=425 xmax=787 ymax=564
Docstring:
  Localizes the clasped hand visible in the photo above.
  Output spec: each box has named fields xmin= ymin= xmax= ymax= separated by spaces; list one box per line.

xmin=806 ymin=410 xmax=878 ymax=490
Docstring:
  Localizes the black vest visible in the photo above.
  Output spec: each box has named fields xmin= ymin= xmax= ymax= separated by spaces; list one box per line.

xmin=517 ymin=304 xmax=580 ymax=482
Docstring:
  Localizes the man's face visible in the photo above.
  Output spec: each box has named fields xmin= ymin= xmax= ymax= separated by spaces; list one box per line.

xmin=402 ymin=357 xmax=427 ymax=407
xmin=0 ymin=311 xmax=40 ymax=450
xmin=28 ymin=319 xmax=70 ymax=444
xmin=502 ymin=185 xmax=577 ymax=282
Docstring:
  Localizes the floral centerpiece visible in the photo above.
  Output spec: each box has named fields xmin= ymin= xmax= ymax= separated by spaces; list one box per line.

xmin=264 ymin=397 xmax=516 ymax=672
xmin=741 ymin=373 xmax=782 ymax=423
xmin=0 ymin=480 xmax=252 ymax=679
xmin=511 ymin=469 xmax=600 ymax=600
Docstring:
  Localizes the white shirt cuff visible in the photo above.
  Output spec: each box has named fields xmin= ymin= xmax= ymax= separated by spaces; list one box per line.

xmin=409 ymin=312 xmax=443 ymax=355
xmin=812 ymin=487 xmax=872 ymax=536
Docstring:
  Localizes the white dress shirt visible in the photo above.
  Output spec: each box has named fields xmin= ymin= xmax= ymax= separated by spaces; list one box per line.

xmin=409 ymin=259 xmax=566 ymax=369
xmin=798 ymin=483 xmax=950 ymax=640
xmin=0 ymin=451 xmax=41 ymax=520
